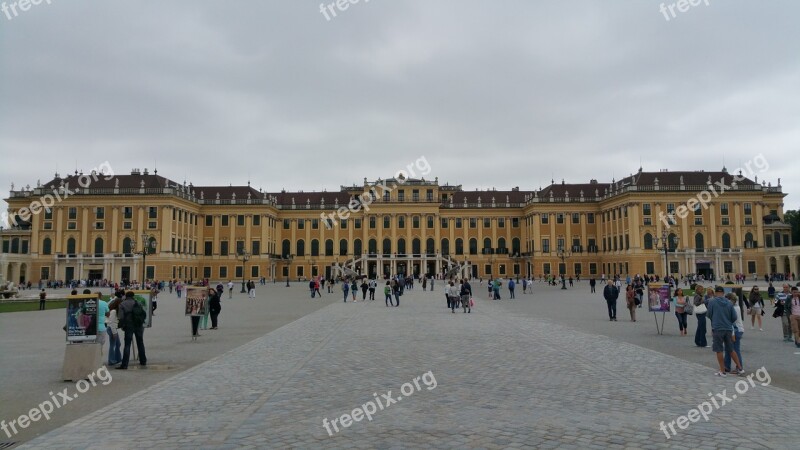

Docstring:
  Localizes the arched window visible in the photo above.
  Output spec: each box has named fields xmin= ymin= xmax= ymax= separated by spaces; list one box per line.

xmin=325 ymin=239 xmax=334 ymax=256
xmin=123 ymin=237 xmax=132 ymax=254
xmin=643 ymin=233 xmax=653 ymax=250
xmin=66 ymin=238 xmax=76 ymax=254
xmin=42 ymin=238 xmax=52 ymax=255
xmin=721 ymin=233 xmax=731 ymax=250
xmin=94 ymin=237 xmax=104 ymax=255
xmin=339 ymin=239 xmax=348 ymax=256
xmin=368 ymin=239 xmax=377 ymax=254
xmin=382 ymin=238 xmax=392 ymax=254
xmin=354 ymin=239 xmax=362 ymax=255
xmin=397 ymin=238 xmax=406 ymax=255
xmin=668 ymin=233 xmax=677 ymax=251
xmin=296 ymin=239 xmax=305 ymax=257
xmin=441 ymin=238 xmax=450 ymax=255
xmin=455 ymin=238 xmax=463 ymax=255
xmin=498 ymin=237 xmax=506 ymax=253
xmin=311 ymin=239 xmax=320 ymax=256
xmin=412 ymin=238 xmax=421 ymax=255
xmin=744 ymin=232 xmax=754 ymax=248
xmin=426 ymin=238 xmax=435 ymax=255
xmin=695 ymin=233 xmax=704 ymax=252
xmin=483 ymin=237 xmax=492 ymax=250
xmin=469 ymin=238 xmax=478 ymax=255
xmin=282 ymin=239 xmax=291 ymax=257
xmin=512 ymin=238 xmax=521 ymax=255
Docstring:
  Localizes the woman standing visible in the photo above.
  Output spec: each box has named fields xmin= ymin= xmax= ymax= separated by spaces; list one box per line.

xmin=693 ymin=286 xmax=708 ymax=347
xmin=625 ymin=285 xmax=636 ymax=322
xmin=748 ymin=286 xmax=764 ymax=330
xmin=724 ymin=293 xmax=745 ymax=372
xmin=107 ymin=296 xmax=122 ymax=366
xmin=673 ymin=288 xmax=689 ymax=335
xmin=208 ymin=287 xmax=221 ymax=330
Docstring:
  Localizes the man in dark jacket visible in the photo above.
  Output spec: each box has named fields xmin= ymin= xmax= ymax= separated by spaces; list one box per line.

xmin=117 ymin=291 xmax=147 ymax=369
xmin=209 ymin=287 xmax=222 ymax=329
xmin=603 ymin=280 xmax=619 ymax=321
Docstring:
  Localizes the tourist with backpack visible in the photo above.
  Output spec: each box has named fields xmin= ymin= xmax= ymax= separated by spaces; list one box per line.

xmin=117 ymin=291 xmax=147 ymax=370
xmin=368 ymin=278 xmax=376 ymax=300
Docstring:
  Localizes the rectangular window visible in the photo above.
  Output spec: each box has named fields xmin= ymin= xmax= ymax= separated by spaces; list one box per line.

xmin=148 ymin=207 xmax=157 ymax=219
xmin=498 ymin=217 xmax=505 ymax=228
xmin=384 ymin=216 xmax=390 ymax=228
xmin=253 ymin=215 xmax=261 ymax=226
xmin=747 ymin=261 xmax=756 ymax=274
xmin=398 ymin=190 xmax=405 ymax=201
xmin=95 ymin=222 xmax=104 ymax=230
xmin=693 ymin=203 xmax=702 ymax=215
xmin=354 ymin=218 xmax=361 ymax=229
xmin=398 ymin=216 xmax=405 ymax=228
xmin=642 ymin=204 xmax=651 ymax=216
xmin=694 ymin=217 xmax=703 ymax=225
xmin=235 ymin=266 xmax=243 ymax=278
xmin=219 ymin=266 xmax=228 ymax=278
xmin=723 ymin=261 xmax=733 ymax=273
xmin=340 ymin=219 xmax=347 ymax=229
xmin=283 ymin=219 xmax=290 ymax=229
xmin=666 ymin=203 xmax=675 ymax=214
xmin=572 ymin=213 xmax=580 ymax=224
xmin=123 ymin=207 xmax=133 ymax=219
xmin=643 ymin=218 xmax=652 ymax=226
xmin=222 ymin=215 xmax=229 ymax=226
xmin=251 ymin=266 xmax=259 ymax=278
xmin=413 ymin=216 xmax=420 ymax=228
xmin=557 ymin=238 xmax=565 ymax=250
xmin=484 ymin=264 xmax=492 ymax=276
xmin=483 ymin=218 xmax=491 ymax=228
xmin=43 ymin=222 xmax=53 ymax=230
xmin=743 ymin=203 xmax=752 ymax=215
xmin=543 ymin=263 xmax=551 ymax=275
xmin=148 ymin=221 xmax=157 ymax=229
xmin=297 ymin=219 xmax=305 ymax=229
xmin=441 ymin=218 xmax=449 ymax=228
xmin=203 ymin=267 xmax=211 ymax=278
xmin=470 ymin=218 xmax=477 ymax=228
xmin=541 ymin=213 xmax=549 ymax=224
xmin=252 ymin=241 xmax=260 ymax=255
xmin=220 ymin=241 xmax=229 ymax=256
xmin=455 ymin=218 xmax=462 ymax=228
xmin=556 ymin=213 xmax=564 ymax=224
xmin=383 ymin=191 xmax=390 ymax=202
xmin=96 ymin=207 xmax=105 ymax=219
xmin=646 ymin=261 xmax=655 ymax=274
xmin=204 ymin=241 xmax=213 ymax=256
xmin=427 ymin=216 xmax=434 ymax=228
xmin=744 ymin=217 xmax=753 ymax=225
xmin=312 ymin=219 xmax=319 ymax=229
xmin=512 ymin=218 xmax=519 ymax=228
xmin=205 ymin=215 xmax=213 ymax=226
xmin=587 ymin=213 xmax=595 ymax=224
xmin=412 ymin=189 xmax=419 ymax=201
xmin=589 ymin=263 xmax=597 ymax=275
xmin=499 ymin=264 xmax=506 ymax=275
xmin=68 ymin=207 xmax=77 ymax=220
xmin=541 ymin=238 xmax=550 ymax=253
xmin=670 ymin=261 xmax=680 ymax=274
xmin=297 ymin=266 xmax=304 ymax=277
xmin=369 ymin=216 xmax=376 ymax=229
xmin=426 ymin=189 xmax=433 ymax=201
xmin=237 ymin=215 xmax=245 ymax=226
xmin=123 ymin=222 xmax=132 ymax=230
xmin=721 ymin=217 xmax=730 ymax=225
xmin=574 ymin=263 xmax=582 ymax=275
xmin=720 ymin=203 xmax=729 ymax=216
xmin=235 ymin=240 xmax=245 ymax=254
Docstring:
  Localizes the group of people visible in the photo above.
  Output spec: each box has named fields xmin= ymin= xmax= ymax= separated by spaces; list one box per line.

xmin=603 ymin=280 xmax=800 ymax=377
xmin=446 ymin=279 xmax=473 ymax=313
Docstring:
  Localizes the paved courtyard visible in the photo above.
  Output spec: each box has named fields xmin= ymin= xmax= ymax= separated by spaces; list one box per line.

xmin=8 ymin=282 xmax=800 ymax=449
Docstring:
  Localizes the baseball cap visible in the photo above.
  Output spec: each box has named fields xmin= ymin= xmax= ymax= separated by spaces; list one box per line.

xmin=714 ymin=286 xmax=724 ymax=293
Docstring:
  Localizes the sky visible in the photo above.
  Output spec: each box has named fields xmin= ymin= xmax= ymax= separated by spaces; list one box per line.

xmin=1 ymin=0 xmax=799 ymax=213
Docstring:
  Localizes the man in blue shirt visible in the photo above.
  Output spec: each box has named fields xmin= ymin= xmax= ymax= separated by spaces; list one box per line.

xmin=707 ymin=286 xmax=743 ymax=377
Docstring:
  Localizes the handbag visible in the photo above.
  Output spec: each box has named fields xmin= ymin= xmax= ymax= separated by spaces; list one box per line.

xmin=684 ymin=301 xmax=694 ymax=315
xmin=695 ymin=303 xmax=707 ymax=315
xmin=469 ymin=298 xmax=475 ymax=307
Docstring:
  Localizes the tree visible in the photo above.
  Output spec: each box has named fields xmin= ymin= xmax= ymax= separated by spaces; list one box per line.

xmin=784 ymin=210 xmax=800 ymax=246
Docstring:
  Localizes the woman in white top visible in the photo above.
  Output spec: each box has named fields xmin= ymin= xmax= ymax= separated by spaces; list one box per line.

xmin=448 ymin=281 xmax=460 ymax=313
xmin=107 ymin=297 xmax=122 ymax=366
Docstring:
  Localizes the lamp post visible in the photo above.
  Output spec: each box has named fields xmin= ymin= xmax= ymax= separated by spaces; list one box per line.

xmin=238 ymin=249 xmax=250 ymax=293
xmin=285 ymin=254 xmax=294 ymax=287
xmin=655 ymin=230 xmax=679 ymax=280
xmin=556 ymin=246 xmax=571 ymax=290
xmin=130 ymin=234 xmax=155 ymax=288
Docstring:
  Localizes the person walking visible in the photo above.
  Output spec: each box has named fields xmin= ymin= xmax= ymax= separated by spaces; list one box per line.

xmin=603 ymin=280 xmax=619 ymax=321
xmin=208 ymin=287 xmax=221 ymax=330
xmin=384 ymin=281 xmax=392 ymax=307
xmin=625 ymin=285 xmax=636 ymax=322
xmin=589 ymin=278 xmax=596 ymax=293
xmin=314 ymin=278 xmax=323 ymax=298
xmin=774 ymin=284 xmax=793 ymax=342
xmin=508 ymin=279 xmax=515 ymax=299
xmin=361 ymin=279 xmax=369 ymax=300
xmin=309 ymin=279 xmax=316 ymax=298
xmin=117 ymin=291 xmax=147 ymax=370
xmin=422 ymin=276 xmax=427 ymax=291
xmin=227 ymin=280 xmax=234 ymax=299
xmin=748 ymin=286 xmax=764 ymax=330
xmin=200 ymin=289 xmax=211 ymax=330
xmin=448 ymin=281 xmax=460 ymax=313
xmin=351 ymin=279 xmax=358 ymax=302
xmin=707 ymin=286 xmax=743 ymax=377
xmin=673 ymin=288 xmax=689 ymax=336
xmin=342 ymin=278 xmax=350 ymax=302
xmin=368 ymin=278 xmax=376 ymax=300
xmin=724 ymin=292 xmax=746 ymax=372
xmin=392 ymin=278 xmax=401 ymax=307
xmin=789 ymin=286 xmax=800 ymax=347
xmin=694 ymin=286 xmax=709 ymax=347
xmin=248 ymin=280 xmax=256 ymax=299
xmin=460 ymin=278 xmax=472 ymax=313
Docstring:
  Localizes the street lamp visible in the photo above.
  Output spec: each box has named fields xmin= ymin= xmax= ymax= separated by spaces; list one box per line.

xmin=130 ymin=234 xmax=155 ymax=288
xmin=238 ymin=249 xmax=250 ymax=293
xmin=655 ymin=230 xmax=679 ymax=280
xmin=556 ymin=246 xmax=571 ymax=290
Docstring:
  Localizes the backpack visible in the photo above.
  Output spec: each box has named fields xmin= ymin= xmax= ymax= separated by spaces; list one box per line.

xmin=131 ymin=301 xmax=147 ymax=327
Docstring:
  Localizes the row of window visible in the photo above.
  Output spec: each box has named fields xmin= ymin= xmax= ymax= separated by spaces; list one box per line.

xmin=275 ymin=237 xmax=524 ymax=257
xmin=641 ymin=202 xmax=757 ymax=217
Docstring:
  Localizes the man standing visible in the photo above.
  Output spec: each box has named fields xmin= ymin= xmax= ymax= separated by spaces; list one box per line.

xmin=508 ymin=278 xmax=515 ymax=299
xmin=789 ymin=287 xmax=800 ymax=347
xmin=38 ymin=289 xmax=47 ymax=310
xmin=775 ymin=284 xmax=793 ymax=342
xmin=368 ymin=278 xmax=376 ymax=300
xmin=227 ymin=280 xmax=234 ymax=299
xmin=589 ymin=278 xmax=596 ymax=293
xmin=603 ymin=280 xmax=619 ymax=321
xmin=707 ymin=286 xmax=743 ymax=376
xmin=248 ymin=280 xmax=256 ymax=299
xmin=117 ymin=291 xmax=147 ymax=370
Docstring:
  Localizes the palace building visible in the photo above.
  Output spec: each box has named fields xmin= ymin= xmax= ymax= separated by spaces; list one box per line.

xmin=2 ymin=167 xmax=799 ymax=285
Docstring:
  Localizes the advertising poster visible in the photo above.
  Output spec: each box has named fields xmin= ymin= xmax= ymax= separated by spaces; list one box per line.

xmin=185 ymin=287 xmax=208 ymax=316
xmin=130 ymin=290 xmax=153 ymax=328
xmin=647 ymin=283 xmax=672 ymax=312
xmin=66 ymin=294 xmax=99 ymax=342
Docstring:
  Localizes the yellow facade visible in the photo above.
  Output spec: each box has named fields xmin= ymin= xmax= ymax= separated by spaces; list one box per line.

xmin=2 ymin=168 xmax=799 ymax=285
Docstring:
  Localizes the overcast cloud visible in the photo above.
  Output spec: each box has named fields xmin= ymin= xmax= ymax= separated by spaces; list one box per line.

xmin=1 ymin=0 xmax=798 ymax=211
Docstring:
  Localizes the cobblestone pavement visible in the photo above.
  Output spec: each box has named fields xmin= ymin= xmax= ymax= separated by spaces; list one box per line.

xmin=18 ymin=287 xmax=800 ymax=449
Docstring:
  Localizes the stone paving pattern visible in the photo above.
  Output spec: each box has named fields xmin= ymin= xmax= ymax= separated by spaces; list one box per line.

xmin=19 ymin=288 xmax=800 ymax=449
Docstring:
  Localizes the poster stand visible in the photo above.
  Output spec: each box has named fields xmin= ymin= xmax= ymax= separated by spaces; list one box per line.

xmin=186 ymin=287 xmax=208 ymax=341
xmin=653 ymin=312 xmax=666 ymax=335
